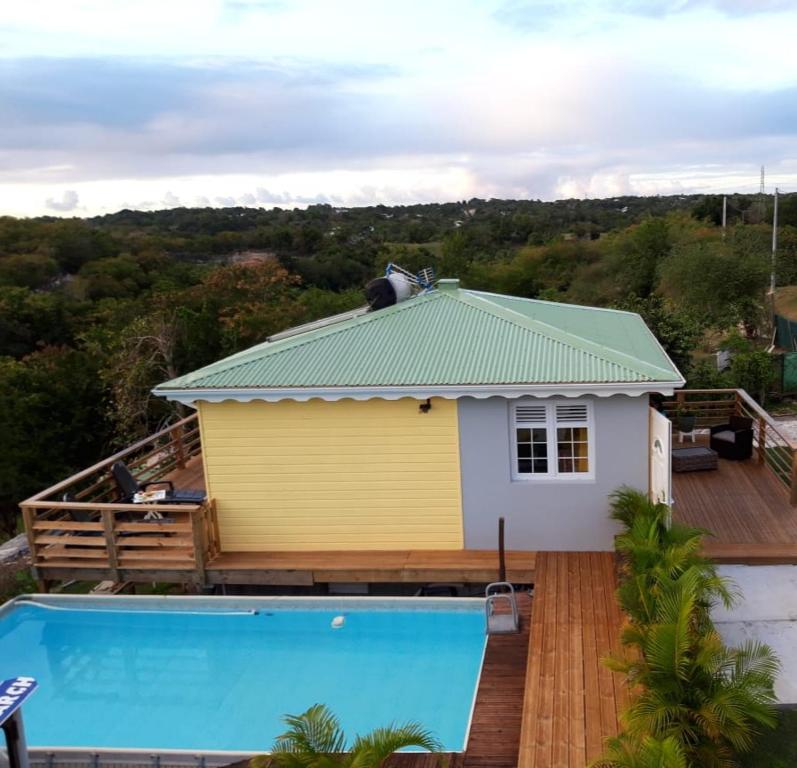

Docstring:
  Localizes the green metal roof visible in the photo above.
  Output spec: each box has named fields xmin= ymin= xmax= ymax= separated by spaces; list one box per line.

xmin=155 ymin=282 xmax=682 ymax=392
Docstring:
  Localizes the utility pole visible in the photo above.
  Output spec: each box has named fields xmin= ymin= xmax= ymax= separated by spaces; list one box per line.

xmin=722 ymin=195 xmax=727 ymax=239
xmin=771 ymin=187 xmax=779 ymax=294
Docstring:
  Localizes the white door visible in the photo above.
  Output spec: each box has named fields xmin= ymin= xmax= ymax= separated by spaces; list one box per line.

xmin=649 ymin=407 xmax=672 ymax=508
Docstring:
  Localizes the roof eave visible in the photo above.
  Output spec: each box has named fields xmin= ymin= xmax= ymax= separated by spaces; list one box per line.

xmin=153 ymin=379 xmax=685 ymax=405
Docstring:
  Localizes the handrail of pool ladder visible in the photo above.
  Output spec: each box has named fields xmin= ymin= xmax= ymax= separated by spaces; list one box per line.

xmin=484 ymin=581 xmax=519 ymax=634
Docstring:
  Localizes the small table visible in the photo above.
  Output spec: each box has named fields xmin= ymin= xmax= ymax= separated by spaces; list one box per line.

xmin=672 ymin=446 xmax=718 ymax=473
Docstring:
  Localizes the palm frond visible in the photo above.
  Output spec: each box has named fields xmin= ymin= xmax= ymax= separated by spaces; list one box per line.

xmin=349 ymin=722 xmax=441 ymax=767
xmin=272 ymin=704 xmax=347 ymax=757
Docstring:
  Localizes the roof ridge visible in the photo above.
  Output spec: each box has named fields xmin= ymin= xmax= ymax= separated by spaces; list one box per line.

xmin=163 ymin=291 xmax=441 ymax=388
xmin=457 ymin=290 xmax=675 ymax=380
xmin=466 ymin=289 xmax=639 ymax=317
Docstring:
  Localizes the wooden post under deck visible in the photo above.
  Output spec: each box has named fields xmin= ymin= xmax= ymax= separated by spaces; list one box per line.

xmin=101 ymin=509 xmax=120 ymax=582
xmin=192 ymin=506 xmax=207 ymax=586
xmin=20 ymin=505 xmax=43 ymax=588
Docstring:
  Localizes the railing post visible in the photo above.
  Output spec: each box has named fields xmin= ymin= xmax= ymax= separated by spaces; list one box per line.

xmin=734 ymin=389 xmax=742 ymax=417
xmin=20 ymin=505 xmax=40 ymax=580
xmin=102 ymin=509 xmax=120 ymax=582
xmin=758 ymin=417 xmax=767 ymax=464
xmin=172 ymin=424 xmax=186 ymax=470
xmin=790 ymin=450 xmax=797 ymax=506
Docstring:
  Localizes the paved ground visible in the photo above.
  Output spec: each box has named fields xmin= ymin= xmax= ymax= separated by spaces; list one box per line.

xmin=774 ymin=416 xmax=797 ymax=443
xmin=714 ymin=565 xmax=797 ymax=704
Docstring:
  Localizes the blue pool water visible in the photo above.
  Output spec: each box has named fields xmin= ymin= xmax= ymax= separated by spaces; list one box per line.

xmin=0 ymin=598 xmax=485 ymax=752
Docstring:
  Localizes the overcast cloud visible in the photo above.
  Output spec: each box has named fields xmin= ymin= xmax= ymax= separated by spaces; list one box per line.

xmin=1 ymin=0 xmax=797 ymax=216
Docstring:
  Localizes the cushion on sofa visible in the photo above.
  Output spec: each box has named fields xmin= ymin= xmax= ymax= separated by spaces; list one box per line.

xmin=712 ymin=430 xmax=736 ymax=443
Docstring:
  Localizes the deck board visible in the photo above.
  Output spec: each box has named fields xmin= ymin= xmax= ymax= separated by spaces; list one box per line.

xmin=518 ymin=552 xmax=626 ymax=768
xmin=463 ymin=592 xmax=532 ymax=768
xmin=671 ymin=437 xmax=797 ymax=562
xmin=164 ymin=454 xmax=206 ymax=491
xmin=206 ymin=549 xmax=536 ymax=585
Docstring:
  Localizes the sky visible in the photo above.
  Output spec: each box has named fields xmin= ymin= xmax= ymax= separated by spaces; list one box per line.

xmin=2 ymin=0 xmax=797 ymax=217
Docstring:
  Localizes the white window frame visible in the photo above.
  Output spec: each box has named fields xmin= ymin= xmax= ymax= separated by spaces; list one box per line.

xmin=510 ymin=400 xmax=596 ymax=482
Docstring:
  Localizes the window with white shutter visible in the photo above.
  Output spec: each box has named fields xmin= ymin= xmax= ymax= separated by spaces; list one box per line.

xmin=511 ymin=400 xmax=594 ymax=480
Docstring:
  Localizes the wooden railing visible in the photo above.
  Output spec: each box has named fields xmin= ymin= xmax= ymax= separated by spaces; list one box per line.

xmin=663 ymin=388 xmax=797 ymax=503
xmin=20 ymin=414 xmax=219 ymax=585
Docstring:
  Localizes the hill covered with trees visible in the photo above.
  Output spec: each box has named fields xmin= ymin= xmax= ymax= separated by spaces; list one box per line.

xmin=2 ymin=192 xmax=796 ymax=536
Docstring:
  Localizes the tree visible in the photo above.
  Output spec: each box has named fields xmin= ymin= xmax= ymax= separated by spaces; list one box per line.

xmin=611 ymin=296 xmax=701 ymax=377
xmin=0 ymin=347 xmax=111 ymax=537
xmin=0 ymin=253 xmax=59 ymax=289
xmin=659 ymin=230 xmax=769 ymax=333
xmin=606 ymin=217 xmax=671 ymax=298
xmin=102 ymin=310 xmax=186 ymax=440
xmin=728 ymin=348 xmax=775 ymax=404
xmin=252 ymin=704 xmax=442 ymax=768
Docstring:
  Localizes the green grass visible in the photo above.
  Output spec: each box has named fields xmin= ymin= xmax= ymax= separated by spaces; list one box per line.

xmin=768 ymin=398 xmax=797 ymax=416
xmin=740 ymin=709 xmax=797 ymax=768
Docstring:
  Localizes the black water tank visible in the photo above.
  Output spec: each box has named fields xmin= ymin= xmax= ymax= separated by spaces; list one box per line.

xmin=365 ymin=277 xmax=397 ymax=310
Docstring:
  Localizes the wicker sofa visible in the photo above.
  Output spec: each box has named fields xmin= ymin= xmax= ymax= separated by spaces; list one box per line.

xmin=709 ymin=416 xmax=754 ymax=461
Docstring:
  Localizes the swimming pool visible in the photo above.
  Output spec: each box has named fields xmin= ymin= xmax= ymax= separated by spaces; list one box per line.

xmin=0 ymin=595 xmax=486 ymax=754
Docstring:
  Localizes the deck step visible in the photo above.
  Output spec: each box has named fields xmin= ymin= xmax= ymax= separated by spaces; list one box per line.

xmin=703 ymin=543 xmax=797 ymax=564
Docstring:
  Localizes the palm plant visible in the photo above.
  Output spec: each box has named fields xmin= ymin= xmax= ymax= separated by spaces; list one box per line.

xmin=252 ymin=703 xmax=443 ymax=768
xmin=594 ymin=488 xmax=779 ymax=768
xmin=610 ymin=488 xmax=734 ymax=626
xmin=592 ymin=734 xmax=687 ymax=768
xmin=607 ymin=569 xmax=779 ymax=767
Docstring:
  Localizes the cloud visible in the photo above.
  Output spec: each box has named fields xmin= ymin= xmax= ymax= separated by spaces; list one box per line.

xmin=45 ymin=189 xmax=79 ymax=211
xmin=223 ymin=0 xmax=288 ymax=14
xmin=495 ymin=0 xmax=797 ymax=29
xmin=2 ymin=1 xmax=797 ymax=215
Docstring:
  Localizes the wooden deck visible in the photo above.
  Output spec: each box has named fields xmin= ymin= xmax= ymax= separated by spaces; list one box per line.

xmin=206 ymin=549 xmax=536 ymax=585
xmin=672 ymin=436 xmax=797 ymax=563
xmin=165 ymin=456 xmax=540 ymax=586
xmin=464 ymin=591 xmax=533 ymax=768
xmin=165 ymin=453 xmax=206 ymax=491
xmin=518 ymin=552 xmax=627 ymax=768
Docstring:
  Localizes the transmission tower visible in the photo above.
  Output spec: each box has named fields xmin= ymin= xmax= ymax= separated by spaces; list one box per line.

xmin=757 ymin=165 xmax=767 ymax=221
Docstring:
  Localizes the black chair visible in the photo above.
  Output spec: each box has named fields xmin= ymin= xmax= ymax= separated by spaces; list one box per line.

xmin=710 ymin=416 xmax=754 ymax=461
xmin=111 ymin=461 xmax=206 ymax=504
xmin=62 ymin=492 xmax=97 ymax=524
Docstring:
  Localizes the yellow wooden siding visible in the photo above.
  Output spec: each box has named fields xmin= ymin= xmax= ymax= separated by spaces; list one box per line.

xmin=197 ymin=398 xmax=464 ymax=551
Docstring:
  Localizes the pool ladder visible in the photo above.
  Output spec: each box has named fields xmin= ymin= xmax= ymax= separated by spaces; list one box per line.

xmin=485 ymin=581 xmax=519 ymax=635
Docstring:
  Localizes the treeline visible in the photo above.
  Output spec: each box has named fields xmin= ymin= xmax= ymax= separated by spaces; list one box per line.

xmin=1 ymin=192 xmax=795 ymax=535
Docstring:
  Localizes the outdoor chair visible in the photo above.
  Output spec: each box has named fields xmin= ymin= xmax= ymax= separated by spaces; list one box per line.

xmin=62 ymin=492 xmax=98 ymax=524
xmin=111 ymin=461 xmax=206 ymax=504
xmin=709 ymin=416 xmax=754 ymax=461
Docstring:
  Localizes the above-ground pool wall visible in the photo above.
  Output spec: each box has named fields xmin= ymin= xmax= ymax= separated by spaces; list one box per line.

xmin=458 ymin=394 xmax=649 ymax=551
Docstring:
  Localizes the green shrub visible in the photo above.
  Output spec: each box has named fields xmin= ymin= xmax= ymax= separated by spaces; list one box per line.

xmin=593 ymin=489 xmax=779 ymax=768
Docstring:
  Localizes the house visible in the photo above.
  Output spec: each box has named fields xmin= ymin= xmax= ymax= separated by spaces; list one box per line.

xmin=153 ymin=278 xmax=684 ymax=552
